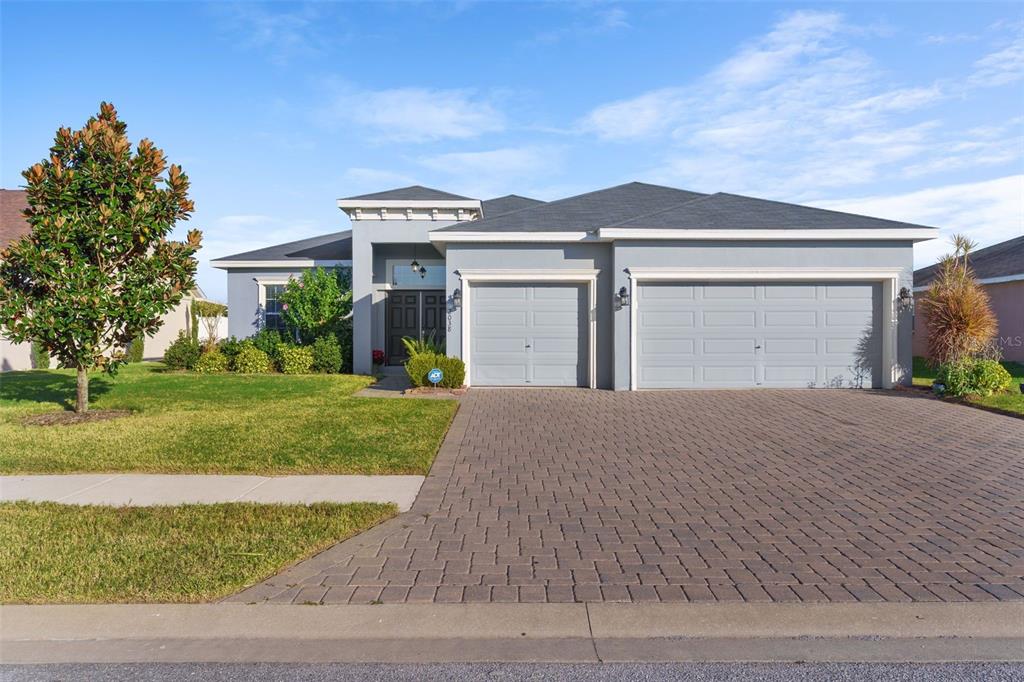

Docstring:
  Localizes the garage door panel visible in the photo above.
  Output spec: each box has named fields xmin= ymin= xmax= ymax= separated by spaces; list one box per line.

xmin=703 ymin=285 xmax=756 ymax=299
xmin=471 ymin=283 xmax=585 ymax=387
xmin=764 ymin=338 xmax=817 ymax=354
xmin=637 ymin=281 xmax=881 ymax=389
xmin=703 ymin=310 xmax=756 ymax=327
xmin=764 ymin=365 xmax=817 ymax=384
xmin=764 ymin=310 xmax=817 ymax=327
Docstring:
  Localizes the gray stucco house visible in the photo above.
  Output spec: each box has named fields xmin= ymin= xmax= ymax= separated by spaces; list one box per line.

xmin=211 ymin=182 xmax=938 ymax=390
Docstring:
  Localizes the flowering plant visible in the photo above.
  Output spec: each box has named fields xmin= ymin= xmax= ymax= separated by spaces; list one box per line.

xmin=372 ymin=349 xmax=385 ymax=365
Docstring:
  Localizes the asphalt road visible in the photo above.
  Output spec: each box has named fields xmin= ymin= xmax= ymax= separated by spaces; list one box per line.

xmin=3 ymin=663 xmax=1023 ymax=681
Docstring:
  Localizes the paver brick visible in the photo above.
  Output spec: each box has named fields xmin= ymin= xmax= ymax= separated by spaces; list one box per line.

xmin=237 ymin=389 xmax=1024 ymax=604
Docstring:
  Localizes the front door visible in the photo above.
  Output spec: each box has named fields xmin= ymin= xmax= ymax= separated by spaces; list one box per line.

xmin=386 ymin=290 xmax=447 ymax=364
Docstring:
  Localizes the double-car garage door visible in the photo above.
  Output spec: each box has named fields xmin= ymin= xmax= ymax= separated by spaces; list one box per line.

xmin=636 ymin=281 xmax=881 ymax=389
xmin=467 ymin=280 xmax=881 ymax=389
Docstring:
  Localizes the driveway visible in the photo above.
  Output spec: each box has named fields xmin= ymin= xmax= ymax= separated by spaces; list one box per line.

xmin=233 ymin=389 xmax=1024 ymax=604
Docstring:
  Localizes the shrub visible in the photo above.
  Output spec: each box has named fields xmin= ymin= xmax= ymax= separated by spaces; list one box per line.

xmin=250 ymin=329 xmax=290 ymax=370
xmin=405 ymin=352 xmax=465 ymax=389
xmin=126 ymin=335 xmax=145 ymax=363
xmin=30 ymin=341 xmax=50 ymax=369
xmin=372 ymin=349 xmax=385 ymax=366
xmin=937 ymin=358 xmax=1013 ymax=397
xmin=234 ymin=343 xmax=273 ymax=374
xmin=312 ymin=335 xmax=342 ymax=373
xmin=337 ymin=318 xmax=353 ymax=373
xmin=217 ymin=336 xmax=244 ymax=370
xmin=278 ymin=344 xmax=314 ymax=374
xmin=194 ymin=349 xmax=228 ymax=374
xmin=920 ymin=235 xmax=998 ymax=365
xmin=278 ymin=267 xmax=353 ymax=344
xmin=405 ymin=352 xmax=438 ymax=388
xmin=163 ymin=331 xmax=201 ymax=370
xmin=401 ymin=334 xmax=444 ymax=358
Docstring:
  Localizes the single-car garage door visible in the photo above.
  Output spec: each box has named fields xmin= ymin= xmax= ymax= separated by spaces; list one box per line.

xmin=471 ymin=283 xmax=586 ymax=386
xmin=636 ymin=282 xmax=881 ymax=389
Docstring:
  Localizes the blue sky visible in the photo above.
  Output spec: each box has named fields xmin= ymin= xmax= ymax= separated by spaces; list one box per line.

xmin=3 ymin=1 xmax=1022 ymax=302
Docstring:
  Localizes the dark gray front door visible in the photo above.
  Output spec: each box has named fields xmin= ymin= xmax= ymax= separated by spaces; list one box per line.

xmin=386 ymin=290 xmax=446 ymax=364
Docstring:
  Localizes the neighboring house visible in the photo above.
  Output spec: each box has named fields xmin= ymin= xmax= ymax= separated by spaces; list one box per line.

xmin=0 ymin=188 xmax=204 ymax=371
xmin=913 ymin=235 xmax=1024 ymax=362
xmin=214 ymin=182 xmax=938 ymax=390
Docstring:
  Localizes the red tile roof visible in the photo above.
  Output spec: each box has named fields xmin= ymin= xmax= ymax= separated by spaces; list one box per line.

xmin=0 ymin=190 xmax=31 ymax=249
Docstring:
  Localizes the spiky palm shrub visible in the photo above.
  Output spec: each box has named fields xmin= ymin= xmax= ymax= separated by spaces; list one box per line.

xmin=920 ymin=235 xmax=998 ymax=366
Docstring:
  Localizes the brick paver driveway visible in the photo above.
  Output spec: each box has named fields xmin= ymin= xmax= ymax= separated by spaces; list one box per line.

xmin=233 ymin=389 xmax=1024 ymax=604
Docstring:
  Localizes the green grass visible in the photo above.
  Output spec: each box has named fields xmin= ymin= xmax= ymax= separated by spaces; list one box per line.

xmin=0 ymin=363 xmax=458 ymax=474
xmin=0 ymin=501 xmax=396 ymax=603
xmin=912 ymin=356 xmax=1024 ymax=416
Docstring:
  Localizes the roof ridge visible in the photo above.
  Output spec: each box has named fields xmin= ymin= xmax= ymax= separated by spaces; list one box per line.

xmin=597 ymin=192 xmax=718 ymax=230
xmin=715 ymin=192 xmax=936 ymax=229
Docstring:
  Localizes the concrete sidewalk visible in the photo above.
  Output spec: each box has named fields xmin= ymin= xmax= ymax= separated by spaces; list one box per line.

xmin=0 ymin=474 xmax=424 ymax=511
xmin=2 ymin=603 xmax=1022 ymax=664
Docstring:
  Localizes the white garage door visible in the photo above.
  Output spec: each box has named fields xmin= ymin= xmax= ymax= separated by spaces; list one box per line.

xmin=471 ymin=283 xmax=586 ymax=386
xmin=636 ymin=282 xmax=881 ymax=389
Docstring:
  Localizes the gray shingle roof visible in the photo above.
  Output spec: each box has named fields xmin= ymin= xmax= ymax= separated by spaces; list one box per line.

xmin=215 ymin=230 xmax=352 ymax=262
xmin=914 ymin=235 xmax=1024 ymax=287
xmin=341 ymin=185 xmax=473 ymax=201
xmin=433 ymin=182 xmax=707 ymax=233
xmin=606 ymin=192 xmax=939 ymax=231
xmin=481 ymin=194 xmax=545 ymax=217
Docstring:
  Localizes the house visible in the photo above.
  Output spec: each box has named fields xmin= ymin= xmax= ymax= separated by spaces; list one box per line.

xmin=0 ymin=189 xmax=204 ymax=370
xmin=213 ymin=182 xmax=938 ymax=389
xmin=913 ymin=235 xmax=1024 ymax=362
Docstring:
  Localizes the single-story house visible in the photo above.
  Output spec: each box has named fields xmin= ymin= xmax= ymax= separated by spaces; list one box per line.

xmin=213 ymin=182 xmax=938 ymax=390
xmin=0 ymin=188 xmax=206 ymax=371
xmin=913 ymin=235 xmax=1024 ymax=362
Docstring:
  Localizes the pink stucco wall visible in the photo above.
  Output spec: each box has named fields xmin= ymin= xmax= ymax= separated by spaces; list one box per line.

xmin=913 ymin=280 xmax=1024 ymax=362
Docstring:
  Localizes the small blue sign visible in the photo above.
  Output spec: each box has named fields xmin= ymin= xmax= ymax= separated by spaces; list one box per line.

xmin=427 ymin=368 xmax=443 ymax=385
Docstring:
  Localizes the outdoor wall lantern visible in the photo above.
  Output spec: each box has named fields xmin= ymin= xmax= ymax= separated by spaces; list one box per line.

xmin=410 ymin=258 xmax=420 ymax=273
xmin=613 ymin=286 xmax=630 ymax=309
xmin=898 ymin=286 xmax=912 ymax=302
xmin=451 ymin=288 xmax=462 ymax=309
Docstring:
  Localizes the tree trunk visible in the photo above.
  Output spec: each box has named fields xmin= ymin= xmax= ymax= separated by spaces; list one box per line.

xmin=75 ymin=367 xmax=89 ymax=413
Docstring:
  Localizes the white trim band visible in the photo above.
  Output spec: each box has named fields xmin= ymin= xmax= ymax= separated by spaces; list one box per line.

xmin=430 ymin=232 xmax=592 ymax=243
xmin=599 ymin=228 xmax=939 ymax=241
xmin=211 ymin=260 xmax=351 ymax=269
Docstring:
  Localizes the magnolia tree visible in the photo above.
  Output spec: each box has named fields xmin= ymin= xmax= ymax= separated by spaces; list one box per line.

xmin=0 ymin=103 xmax=201 ymax=412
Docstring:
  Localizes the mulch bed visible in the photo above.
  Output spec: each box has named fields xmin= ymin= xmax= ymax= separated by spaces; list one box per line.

xmin=404 ymin=387 xmax=467 ymax=397
xmin=22 ymin=410 xmax=132 ymax=427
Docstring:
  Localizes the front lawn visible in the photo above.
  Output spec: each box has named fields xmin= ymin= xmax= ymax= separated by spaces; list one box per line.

xmin=0 ymin=364 xmax=457 ymax=474
xmin=912 ymin=356 xmax=1024 ymax=416
xmin=0 ymin=501 xmax=395 ymax=603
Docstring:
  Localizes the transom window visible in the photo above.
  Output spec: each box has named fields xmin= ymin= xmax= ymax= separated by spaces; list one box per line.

xmin=389 ymin=259 xmax=445 ymax=288
xmin=263 ymin=284 xmax=287 ymax=331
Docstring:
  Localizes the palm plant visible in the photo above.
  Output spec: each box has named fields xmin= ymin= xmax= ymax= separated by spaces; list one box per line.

xmin=919 ymin=234 xmax=998 ymax=365
xmin=401 ymin=333 xmax=444 ymax=358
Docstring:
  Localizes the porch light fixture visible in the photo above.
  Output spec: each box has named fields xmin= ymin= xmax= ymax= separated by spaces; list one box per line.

xmin=614 ymin=286 xmax=630 ymax=309
xmin=898 ymin=286 xmax=912 ymax=302
xmin=411 ymin=243 xmax=421 ymax=274
xmin=451 ymin=288 xmax=462 ymax=308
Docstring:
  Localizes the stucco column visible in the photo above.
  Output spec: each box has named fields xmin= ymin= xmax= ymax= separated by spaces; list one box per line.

xmin=612 ymin=244 xmax=632 ymax=390
xmin=351 ymin=226 xmax=373 ymax=375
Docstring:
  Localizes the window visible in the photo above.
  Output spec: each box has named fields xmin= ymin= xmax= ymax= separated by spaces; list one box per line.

xmin=263 ymin=284 xmax=287 ymax=331
xmin=390 ymin=260 xmax=445 ymax=288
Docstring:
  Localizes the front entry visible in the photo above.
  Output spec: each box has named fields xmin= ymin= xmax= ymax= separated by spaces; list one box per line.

xmin=386 ymin=290 xmax=447 ymax=364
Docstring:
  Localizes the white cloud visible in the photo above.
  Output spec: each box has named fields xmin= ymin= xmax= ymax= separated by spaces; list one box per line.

xmin=415 ymin=146 xmax=563 ymax=199
xmin=711 ymin=10 xmax=844 ymax=87
xmin=532 ymin=7 xmax=630 ymax=45
xmin=811 ymin=175 xmax=1024 ymax=268
xmin=342 ymin=168 xmax=417 ymax=190
xmin=581 ymin=88 xmax=684 ymax=140
xmin=969 ymin=36 xmax=1024 ymax=87
xmin=215 ymin=3 xmax=328 ymax=65
xmin=923 ymin=33 xmax=979 ymax=46
xmin=315 ymin=85 xmax=505 ymax=143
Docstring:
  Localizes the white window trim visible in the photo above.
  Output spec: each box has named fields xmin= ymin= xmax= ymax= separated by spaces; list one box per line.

xmin=625 ymin=267 xmax=903 ymax=391
xmin=254 ymin=278 xmax=292 ymax=330
xmin=385 ymin=258 xmax=446 ymax=290
xmin=211 ymin=259 xmax=351 ymax=269
xmin=456 ymin=269 xmax=600 ymax=389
